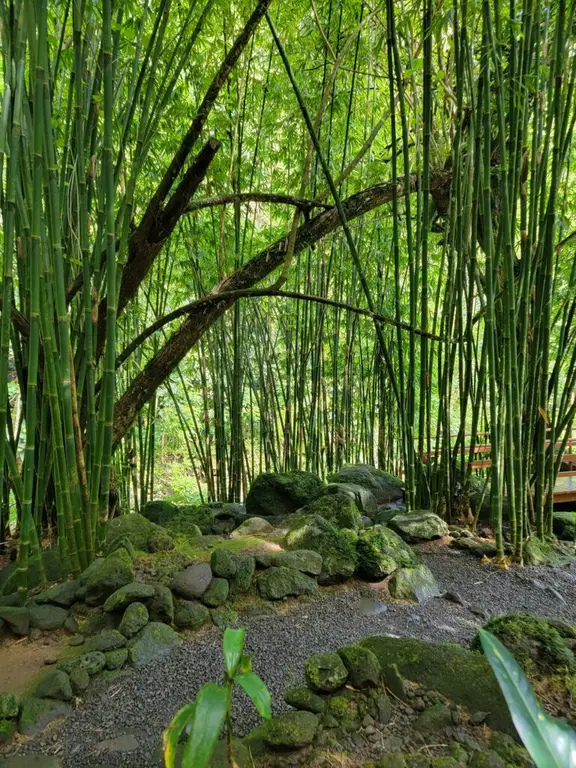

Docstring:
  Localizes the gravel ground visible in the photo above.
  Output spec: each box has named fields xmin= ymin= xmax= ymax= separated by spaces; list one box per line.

xmin=18 ymin=547 xmax=576 ymax=767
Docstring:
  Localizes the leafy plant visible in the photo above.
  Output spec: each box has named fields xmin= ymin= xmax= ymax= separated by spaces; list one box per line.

xmin=479 ymin=629 xmax=576 ymax=767
xmin=164 ymin=627 xmax=271 ymax=768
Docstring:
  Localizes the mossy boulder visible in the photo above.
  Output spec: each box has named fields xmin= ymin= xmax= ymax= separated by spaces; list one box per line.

xmin=202 ymin=577 xmax=229 ymax=607
xmin=0 ymin=693 xmax=19 ymax=719
xmin=285 ymin=514 xmax=358 ymax=584
xmin=337 ymin=644 xmax=381 ymax=688
xmin=264 ymin=710 xmax=319 ymax=749
xmin=327 ymin=465 xmax=404 ymax=505
xmin=69 ymin=666 xmax=90 ymax=694
xmin=413 ymin=703 xmax=452 ymax=734
xmin=127 ymin=621 xmax=178 ymax=665
xmin=388 ymin=564 xmax=440 ymax=602
xmin=105 ymin=647 xmax=129 ymax=670
xmin=106 ymin=512 xmax=154 ymax=551
xmin=174 ymin=599 xmax=210 ymax=630
xmin=57 ymin=651 xmax=106 ymax=676
xmin=356 ymin=525 xmax=416 ymax=580
xmin=18 ymin=697 xmax=71 ymax=736
xmin=272 ymin=550 xmax=323 ymax=575
xmin=103 ymin=582 xmax=155 ymax=612
xmin=297 ymin=493 xmax=363 ymax=531
xmin=553 ymin=511 xmax=576 ymax=540
xmin=141 ymin=499 xmax=179 ymax=525
xmin=28 ymin=602 xmax=69 ymax=630
xmin=362 ymin=635 xmax=513 ymax=733
xmin=211 ymin=548 xmax=237 ymax=578
xmin=34 ymin=670 xmax=73 ymax=702
xmin=230 ymin=517 xmax=274 ymax=538
xmin=246 ymin=471 xmax=324 ymax=517
xmin=171 ymin=562 xmax=213 ymax=599
xmin=476 ymin=614 xmax=575 ymax=675
xmin=147 ymin=527 xmax=175 ymax=553
xmin=81 ymin=549 xmax=135 ymax=605
xmin=284 ymin=687 xmax=326 ymax=714
xmin=119 ymin=601 xmax=149 ymax=638
xmin=257 ymin=566 xmax=318 ymax=600
xmin=0 ymin=606 xmax=30 ymax=636
xmin=229 ymin=554 xmax=255 ymax=595
xmin=36 ymin=580 xmax=80 ymax=608
xmin=305 ymin=652 xmax=348 ymax=692
xmin=172 ymin=504 xmax=214 ymax=535
xmin=388 ymin=511 xmax=449 ymax=542
xmin=85 ymin=628 xmax=126 ymax=653
xmin=0 ymin=718 xmax=15 ymax=744
xmin=148 ymin=584 xmax=175 ymax=624
xmin=322 ymin=482 xmax=379 ymax=515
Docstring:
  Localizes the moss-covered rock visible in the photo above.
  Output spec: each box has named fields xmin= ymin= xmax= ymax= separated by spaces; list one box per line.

xmin=264 ymin=710 xmax=319 ymax=749
xmin=86 ymin=628 xmax=126 ymax=653
xmin=0 ymin=693 xmax=19 ymax=719
xmin=413 ymin=703 xmax=452 ymax=734
xmin=327 ymin=694 xmax=359 ymax=731
xmin=489 ymin=731 xmax=533 ymax=765
xmin=285 ymin=514 xmax=357 ymax=584
xmin=469 ymin=751 xmax=505 ymax=768
xmin=148 ymin=583 xmax=175 ymax=624
xmin=127 ymin=621 xmax=178 ymax=665
xmin=305 ymin=652 xmax=348 ymax=692
xmin=258 ymin=566 xmax=318 ymax=600
xmin=140 ymin=500 xmax=179 ymax=525
xmin=172 ymin=504 xmax=214 ymax=534
xmin=356 ymin=526 xmax=416 ymax=580
xmin=297 ymin=493 xmax=363 ymax=531
xmin=337 ymin=644 xmax=381 ymax=688
xmin=0 ymin=718 xmax=15 ymax=744
xmin=211 ymin=548 xmax=237 ymax=578
xmin=106 ymin=512 xmax=155 ymax=551
xmin=57 ymin=651 xmax=106 ymax=676
xmin=211 ymin=605 xmax=239 ymax=627
xmin=388 ymin=511 xmax=449 ymax=542
xmin=230 ymin=517 xmax=274 ymax=538
xmin=376 ymin=756 xmax=407 ymax=768
xmin=246 ymin=471 xmax=325 ymax=517
xmin=272 ymin=550 xmax=323 ymax=575
xmin=174 ymin=599 xmax=210 ymax=629
xmin=553 ymin=511 xmax=576 ymax=540
xmin=119 ymin=601 xmax=149 ymax=638
xmin=322 ymin=482 xmax=379 ymax=515
xmin=82 ymin=549 xmax=135 ymax=605
xmin=388 ymin=564 xmax=440 ymax=602
xmin=147 ymin=527 xmax=175 ymax=553
xmin=327 ymin=465 xmax=404 ymax=505
xmin=476 ymin=614 xmax=575 ymax=675
xmin=202 ymin=577 xmax=229 ymax=607
xmin=0 ymin=606 xmax=30 ymax=636
xmin=103 ymin=582 xmax=155 ymax=612
xmin=362 ymin=635 xmax=513 ymax=733
xmin=69 ymin=666 xmax=90 ymax=694
xmin=229 ymin=554 xmax=255 ymax=594
xmin=34 ymin=670 xmax=73 ymax=702
xmin=36 ymin=580 xmax=80 ymax=608
xmin=18 ymin=697 xmax=71 ymax=736
xmin=284 ymin=687 xmax=326 ymax=714
xmin=161 ymin=512 xmax=204 ymax=540
xmin=28 ymin=602 xmax=69 ymax=630
xmin=105 ymin=647 xmax=129 ymax=670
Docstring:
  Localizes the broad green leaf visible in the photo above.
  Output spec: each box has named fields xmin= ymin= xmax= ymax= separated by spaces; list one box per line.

xmin=223 ymin=627 xmax=245 ymax=678
xmin=163 ymin=702 xmax=196 ymax=768
xmin=235 ymin=672 xmax=272 ymax=720
xmin=479 ymin=630 xmax=576 ymax=768
xmin=180 ymin=683 xmax=228 ymax=768
xmin=238 ymin=654 xmax=252 ymax=674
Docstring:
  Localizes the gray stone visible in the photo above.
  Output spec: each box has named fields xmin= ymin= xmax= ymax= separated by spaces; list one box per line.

xmin=86 ymin=629 xmax=126 ymax=653
xmin=305 ymin=652 xmax=348 ymax=692
xmin=257 ymin=566 xmax=318 ymax=600
xmin=388 ymin=565 xmax=441 ymax=603
xmin=388 ymin=510 xmax=449 ymax=541
xmin=272 ymin=550 xmax=323 ymax=575
xmin=81 ymin=549 xmax=135 ymax=605
xmin=337 ymin=644 xmax=381 ymax=688
xmin=0 ymin=606 xmax=30 ymax=636
xmin=69 ymin=666 xmax=90 ymax=694
xmin=35 ymin=580 xmax=80 ymax=608
xmin=173 ymin=600 xmax=210 ymax=630
xmin=127 ymin=622 xmax=178 ymax=665
xmin=413 ymin=703 xmax=453 ymax=734
xmin=147 ymin=584 xmax=174 ymax=624
xmin=93 ymin=733 xmax=139 ymax=753
xmin=105 ymin=647 xmax=129 ymax=670
xmin=57 ymin=651 xmax=106 ymax=676
xmin=171 ymin=563 xmax=212 ymax=599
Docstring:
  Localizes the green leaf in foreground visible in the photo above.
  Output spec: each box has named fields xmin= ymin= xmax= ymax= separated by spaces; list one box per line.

xmin=479 ymin=629 xmax=576 ymax=768
xmin=223 ymin=627 xmax=246 ymax=678
xmin=163 ymin=702 xmax=196 ymax=768
xmin=180 ymin=683 xmax=228 ymax=768
xmin=235 ymin=671 xmax=272 ymax=720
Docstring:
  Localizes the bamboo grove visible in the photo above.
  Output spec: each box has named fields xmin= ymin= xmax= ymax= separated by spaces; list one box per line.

xmin=1 ymin=0 xmax=576 ymax=589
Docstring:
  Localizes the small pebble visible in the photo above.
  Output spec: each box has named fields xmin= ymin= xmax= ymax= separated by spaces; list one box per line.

xmin=414 ymin=697 xmax=426 ymax=711
xmin=362 ymin=714 xmax=375 ymax=727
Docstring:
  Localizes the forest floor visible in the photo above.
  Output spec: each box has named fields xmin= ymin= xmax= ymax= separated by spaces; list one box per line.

xmin=9 ymin=541 xmax=576 ymax=768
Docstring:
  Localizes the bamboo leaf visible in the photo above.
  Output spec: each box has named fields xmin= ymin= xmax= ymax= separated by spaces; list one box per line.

xmin=479 ymin=630 xmax=576 ymax=767
xmin=163 ymin=702 xmax=196 ymax=768
xmin=235 ymin=672 xmax=272 ymax=720
xmin=180 ymin=683 xmax=228 ymax=768
xmin=223 ymin=627 xmax=245 ymax=678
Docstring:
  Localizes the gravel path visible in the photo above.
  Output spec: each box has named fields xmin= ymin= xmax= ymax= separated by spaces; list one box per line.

xmin=20 ymin=548 xmax=576 ymax=767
